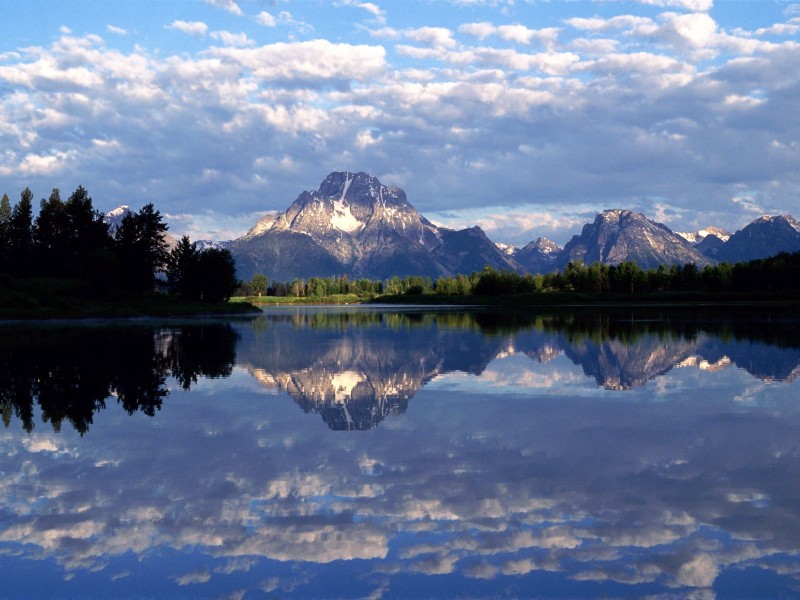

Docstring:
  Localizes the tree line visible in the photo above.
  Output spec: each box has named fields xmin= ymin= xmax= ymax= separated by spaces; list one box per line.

xmin=0 ymin=186 xmax=237 ymax=302
xmin=238 ymin=253 xmax=800 ymax=300
xmin=466 ymin=255 xmax=800 ymax=296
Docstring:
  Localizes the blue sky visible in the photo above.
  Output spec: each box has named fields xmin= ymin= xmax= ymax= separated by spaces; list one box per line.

xmin=0 ymin=0 xmax=798 ymax=245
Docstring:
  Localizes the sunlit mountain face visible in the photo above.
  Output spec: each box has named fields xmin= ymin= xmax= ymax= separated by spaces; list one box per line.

xmin=2 ymin=307 xmax=800 ymax=598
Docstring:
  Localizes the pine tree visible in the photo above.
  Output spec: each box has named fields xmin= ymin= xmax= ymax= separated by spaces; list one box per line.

xmin=115 ymin=203 xmax=169 ymax=292
xmin=8 ymin=187 xmax=34 ymax=275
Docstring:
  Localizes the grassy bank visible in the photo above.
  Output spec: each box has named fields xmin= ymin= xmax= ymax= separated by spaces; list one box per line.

xmin=371 ymin=290 xmax=800 ymax=307
xmin=233 ymin=293 xmax=366 ymax=306
xmin=0 ymin=277 xmax=261 ymax=320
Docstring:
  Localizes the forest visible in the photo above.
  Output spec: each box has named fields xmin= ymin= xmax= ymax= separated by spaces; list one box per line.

xmin=0 ymin=186 xmax=238 ymax=305
xmin=239 ymin=252 xmax=800 ymax=302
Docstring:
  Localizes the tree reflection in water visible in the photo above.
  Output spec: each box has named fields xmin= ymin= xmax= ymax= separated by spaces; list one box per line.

xmin=2 ymin=307 xmax=800 ymax=434
xmin=0 ymin=324 xmax=238 ymax=434
xmin=240 ymin=307 xmax=800 ymax=429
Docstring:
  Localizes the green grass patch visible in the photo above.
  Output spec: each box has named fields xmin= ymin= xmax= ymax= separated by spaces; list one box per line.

xmin=238 ymin=293 xmax=366 ymax=305
xmin=0 ymin=276 xmax=261 ymax=320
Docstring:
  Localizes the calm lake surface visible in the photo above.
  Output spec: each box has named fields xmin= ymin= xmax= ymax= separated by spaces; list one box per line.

xmin=2 ymin=306 xmax=800 ymax=599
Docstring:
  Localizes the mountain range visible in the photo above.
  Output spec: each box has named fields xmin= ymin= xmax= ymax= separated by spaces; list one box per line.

xmin=226 ymin=171 xmax=519 ymax=281
xmin=120 ymin=170 xmax=800 ymax=280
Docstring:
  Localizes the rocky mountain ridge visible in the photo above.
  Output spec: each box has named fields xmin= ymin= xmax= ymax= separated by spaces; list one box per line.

xmin=227 ymin=171 xmax=519 ymax=281
xmin=203 ymin=171 xmax=799 ymax=279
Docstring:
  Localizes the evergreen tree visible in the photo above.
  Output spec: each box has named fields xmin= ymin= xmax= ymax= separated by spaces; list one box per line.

xmin=195 ymin=248 xmax=238 ymax=302
xmin=64 ymin=185 xmax=110 ymax=279
xmin=34 ymin=188 xmax=68 ymax=276
xmin=8 ymin=187 xmax=34 ymax=275
xmin=115 ymin=203 xmax=169 ymax=292
xmin=0 ymin=193 xmax=12 ymax=272
xmin=166 ymin=236 xmax=199 ymax=297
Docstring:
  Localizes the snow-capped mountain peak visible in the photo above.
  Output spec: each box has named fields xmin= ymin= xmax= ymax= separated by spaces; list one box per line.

xmin=677 ymin=226 xmax=731 ymax=244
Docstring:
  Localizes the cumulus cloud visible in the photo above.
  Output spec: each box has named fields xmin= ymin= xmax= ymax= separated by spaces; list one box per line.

xmin=255 ymin=11 xmax=276 ymax=27
xmin=168 ymin=20 xmax=209 ymax=37
xmin=205 ymin=0 xmax=243 ymax=17
xmin=0 ymin=2 xmax=797 ymax=242
xmin=404 ymin=26 xmax=457 ymax=49
xmin=638 ymin=0 xmax=714 ymax=12
xmin=209 ymin=30 xmax=254 ymax=48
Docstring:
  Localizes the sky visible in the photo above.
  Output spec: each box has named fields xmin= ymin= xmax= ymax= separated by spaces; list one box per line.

xmin=0 ymin=0 xmax=798 ymax=246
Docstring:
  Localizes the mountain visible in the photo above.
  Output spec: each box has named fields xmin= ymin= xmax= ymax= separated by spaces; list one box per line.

xmin=227 ymin=171 xmax=520 ymax=281
xmin=713 ymin=215 xmax=800 ymax=263
xmin=104 ymin=204 xmax=180 ymax=249
xmin=696 ymin=234 xmax=726 ymax=259
xmin=104 ymin=205 xmax=131 ymax=235
xmin=676 ymin=226 xmax=731 ymax=244
xmin=514 ymin=237 xmax=561 ymax=274
xmin=554 ymin=209 xmax=713 ymax=271
xmin=496 ymin=242 xmax=516 ymax=256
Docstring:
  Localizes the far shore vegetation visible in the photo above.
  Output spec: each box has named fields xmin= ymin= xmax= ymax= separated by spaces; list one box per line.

xmin=0 ymin=186 xmax=258 ymax=319
xmin=2 ymin=184 xmax=799 ymax=318
xmin=235 ymin=252 xmax=800 ymax=308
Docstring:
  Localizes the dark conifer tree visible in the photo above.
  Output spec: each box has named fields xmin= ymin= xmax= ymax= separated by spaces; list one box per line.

xmin=34 ymin=188 xmax=68 ymax=276
xmin=63 ymin=185 xmax=111 ymax=280
xmin=166 ymin=235 xmax=199 ymax=298
xmin=0 ymin=193 xmax=12 ymax=272
xmin=8 ymin=187 xmax=34 ymax=276
xmin=115 ymin=203 xmax=169 ymax=292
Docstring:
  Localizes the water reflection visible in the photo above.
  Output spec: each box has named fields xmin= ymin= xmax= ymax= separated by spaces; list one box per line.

xmin=2 ymin=308 xmax=800 ymax=598
xmin=240 ymin=308 xmax=800 ymax=428
xmin=2 ymin=309 xmax=799 ymax=434
xmin=0 ymin=324 xmax=238 ymax=434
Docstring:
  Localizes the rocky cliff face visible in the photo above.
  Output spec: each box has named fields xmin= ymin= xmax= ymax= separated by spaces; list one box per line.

xmin=226 ymin=173 xmax=800 ymax=280
xmin=227 ymin=172 xmax=520 ymax=281
xmin=713 ymin=215 xmax=800 ymax=263
xmin=514 ymin=237 xmax=561 ymax=274
xmin=554 ymin=209 xmax=713 ymax=271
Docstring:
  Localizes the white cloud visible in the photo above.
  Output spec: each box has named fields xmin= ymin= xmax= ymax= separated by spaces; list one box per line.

xmin=168 ymin=20 xmax=209 ymax=37
xmin=566 ymin=15 xmax=655 ymax=33
xmin=343 ymin=1 xmax=387 ymax=24
xmin=204 ymin=0 xmax=243 ymax=17
xmin=638 ymin=0 xmax=713 ymax=12
xmin=173 ymin=569 xmax=212 ymax=586
xmin=675 ymin=554 xmax=719 ymax=588
xmin=460 ymin=22 xmax=496 ymax=39
xmin=208 ymin=40 xmax=386 ymax=83
xmin=255 ymin=11 xmax=276 ymax=27
xmin=660 ymin=11 xmax=718 ymax=50
xmin=404 ymin=26 xmax=457 ymax=49
xmin=106 ymin=25 xmax=127 ymax=36
xmin=210 ymin=31 xmax=254 ymax=48
xmin=0 ymin=3 xmax=797 ymax=240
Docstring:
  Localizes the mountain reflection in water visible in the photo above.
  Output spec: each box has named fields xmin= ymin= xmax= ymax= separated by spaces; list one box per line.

xmin=2 ymin=307 xmax=800 ymax=598
xmin=239 ymin=308 xmax=800 ymax=429
xmin=2 ymin=309 xmax=800 ymax=433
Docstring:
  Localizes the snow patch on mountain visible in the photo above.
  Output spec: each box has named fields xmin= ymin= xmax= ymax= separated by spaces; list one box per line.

xmin=331 ymin=198 xmax=364 ymax=233
xmin=496 ymin=242 xmax=516 ymax=256
xmin=106 ymin=205 xmax=130 ymax=218
xmin=677 ymin=226 xmax=731 ymax=244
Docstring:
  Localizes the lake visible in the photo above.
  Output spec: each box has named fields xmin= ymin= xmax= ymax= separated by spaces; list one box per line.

xmin=2 ymin=306 xmax=800 ymax=599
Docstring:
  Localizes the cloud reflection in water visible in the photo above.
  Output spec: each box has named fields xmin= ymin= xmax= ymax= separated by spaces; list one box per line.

xmin=0 ymin=308 xmax=799 ymax=598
